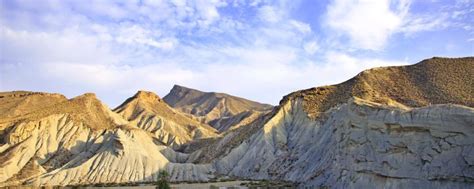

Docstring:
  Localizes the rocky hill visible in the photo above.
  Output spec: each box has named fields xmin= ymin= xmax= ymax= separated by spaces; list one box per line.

xmin=114 ymin=90 xmax=218 ymax=148
xmin=0 ymin=57 xmax=473 ymax=188
xmin=0 ymin=91 xmax=215 ymax=186
xmin=213 ymin=57 xmax=474 ymax=188
xmin=189 ymin=57 xmax=474 ymax=188
xmin=281 ymin=57 xmax=474 ymax=118
xmin=163 ymin=85 xmax=273 ymax=132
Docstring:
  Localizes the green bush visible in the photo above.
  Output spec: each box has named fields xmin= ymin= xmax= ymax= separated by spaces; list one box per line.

xmin=156 ymin=170 xmax=170 ymax=189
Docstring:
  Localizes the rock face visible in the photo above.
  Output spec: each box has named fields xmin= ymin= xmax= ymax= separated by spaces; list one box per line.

xmin=0 ymin=57 xmax=473 ymax=188
xmin=212 ymin=57 xmax=474 ymax=188
xmin=163 ymin=85 xmax=273 ymax=132
xmin=215 ymin=97 xmax=474 ymax=188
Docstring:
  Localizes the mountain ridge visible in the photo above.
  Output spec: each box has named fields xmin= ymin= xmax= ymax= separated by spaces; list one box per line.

xmin=163 ymin=85 xmax=273 ymax=132
xmin=279 ymin=57 xmax=474 ymax=118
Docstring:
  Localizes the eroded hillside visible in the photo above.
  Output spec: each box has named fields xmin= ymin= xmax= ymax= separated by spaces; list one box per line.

xmin=0 ymin=57 xmax=473 ymax=188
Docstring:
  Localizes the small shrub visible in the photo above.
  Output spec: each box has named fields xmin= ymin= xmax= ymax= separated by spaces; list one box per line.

xmin=156 ymin=170 xmax=170 ymax=189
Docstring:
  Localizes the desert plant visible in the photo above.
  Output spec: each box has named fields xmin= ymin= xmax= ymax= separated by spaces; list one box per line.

xmin=156 ymin=170 xmax=170 ymax=189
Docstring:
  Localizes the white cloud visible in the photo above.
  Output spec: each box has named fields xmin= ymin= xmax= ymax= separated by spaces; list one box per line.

xmin=0 ymin=27 xmax=120 ymax=65
xmin=399 ymin=13 xmax=450 ymax=35
xmin=115 ymin=25 xmax=178 ymax=50
xmin=325 ymin=0 xmax=409 ymax=51
xmin=324 ymin=0 xmax=457 ymax=51
xmin=289 ymin=20 xmax=312 ymax=34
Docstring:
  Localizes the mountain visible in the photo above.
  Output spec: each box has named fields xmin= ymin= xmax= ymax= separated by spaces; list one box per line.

xmin=163 ymin=85 xmax=273 ymax=132
xmin=113 ymin=90 xmax=218 ymax=148
xmin=0 ymin=91 xmax=214 ymax=186
xmin=0 ymin=92 xmax=129 ymax=185
xmin=211 ymin=57 xmax=474 ymax=188
xmin=0 ymin=57 xmax=473 ymax=188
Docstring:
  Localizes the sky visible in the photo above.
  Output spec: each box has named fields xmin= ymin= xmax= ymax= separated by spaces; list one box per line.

xmin=0 ymin=0 xmax=473 ymax=107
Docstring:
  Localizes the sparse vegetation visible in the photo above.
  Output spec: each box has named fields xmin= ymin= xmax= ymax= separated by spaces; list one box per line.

xmin=156 ymin=170 xmax=171 ymax=189
xmin=241 ymin=180 xmax=297 ymax=188
xmin=156 ymin=170 xmax=170 ymax=189
xmin=280 ymin=57 xmax=474 ymax=119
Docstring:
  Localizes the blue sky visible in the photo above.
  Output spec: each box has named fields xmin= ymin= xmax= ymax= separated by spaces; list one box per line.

xmin=1 ymin=0 xmax=473 ymax=106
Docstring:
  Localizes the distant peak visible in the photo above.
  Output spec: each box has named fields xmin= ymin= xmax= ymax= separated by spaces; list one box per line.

xmin=171 ymin=84 xmax=199 ymax=92
xmin=172 ymin=84 xmax=185 ymax=89
xmin=133 ymin=90 xmax=161 ymax=101
xmin=167 ymin=85 xmax=205 ymax=98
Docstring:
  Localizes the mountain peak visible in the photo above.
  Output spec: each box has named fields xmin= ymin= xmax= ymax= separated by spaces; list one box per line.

xmin=133 ymin=90 xmax=161 ymax=102
xmin=77 ymin=92 xmax=96 ymax=98
xmin=171 ymin=84 xmax=193 ymax=91
xmin=70 ymin=93 xmax=101 ymax=104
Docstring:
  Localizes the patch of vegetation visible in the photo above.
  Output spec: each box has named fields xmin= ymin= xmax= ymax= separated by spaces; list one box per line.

xmin=241 ymin=180 xmax=297 ymax=188
xmin=156 ymin=170 xmax=170 ymax=189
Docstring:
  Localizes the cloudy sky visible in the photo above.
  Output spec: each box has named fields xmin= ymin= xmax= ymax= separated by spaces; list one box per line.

xmin=1 ymin=0 xmax=473 ymax=107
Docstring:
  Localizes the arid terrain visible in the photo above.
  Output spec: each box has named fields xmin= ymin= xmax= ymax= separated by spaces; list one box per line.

xmin=0 ymin=57 xmax=473 ymax=188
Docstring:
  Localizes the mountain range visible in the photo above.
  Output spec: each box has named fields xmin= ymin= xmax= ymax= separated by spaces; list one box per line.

xmin=0 ymin=57 xmax=473 ymax=188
